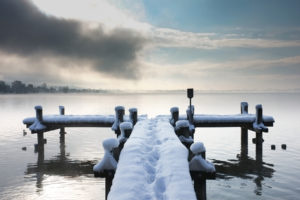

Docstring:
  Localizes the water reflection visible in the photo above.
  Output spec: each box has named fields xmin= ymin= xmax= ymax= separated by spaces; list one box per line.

xmin=25 ymin=137 xmax=96 ymax=191
xmin=212 ymin=147 xmax=275 ymax=196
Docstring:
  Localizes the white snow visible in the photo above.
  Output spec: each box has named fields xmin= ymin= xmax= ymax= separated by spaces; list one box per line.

xmin=175 ymin=120 xmax=189 ymax=130
xmin=129 ymin=108 xmax=137 ymax=113
xmin=170 ymin=107 xmax=179 ymax=114
xmin=108 ymin=117 xmax=196 ymax=200
xmin=29 ymin=120 xmax=46 ymax=132
xmin=115 ymin=106 xmax=125 ymax=112
xmin=118 ymin=122 xmax=133 ymax=143
xmin=193 ymin=114 xmax=274 ymax=124
xmin=35 ymin=105 xmax=42 ymax=110
xmin=93 ymin=138 xmax=119 ymax=172
xmin=190 ymin=142 xmax=206 ymax=154
xmin=189 ymin=142 xmax=215 ymax=172
xmin=120 ymin=122 xmax=133 ymax=131
xmin=189 ymin=155 xmax=215 ymax=173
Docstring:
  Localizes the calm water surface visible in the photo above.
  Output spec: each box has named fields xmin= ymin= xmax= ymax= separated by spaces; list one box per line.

xmin=0 ymin=93 xmax=299 ymax=199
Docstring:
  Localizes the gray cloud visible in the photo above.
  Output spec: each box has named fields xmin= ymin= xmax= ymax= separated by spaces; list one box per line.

xmin=0 ymin=0 xmax=146 ymax=79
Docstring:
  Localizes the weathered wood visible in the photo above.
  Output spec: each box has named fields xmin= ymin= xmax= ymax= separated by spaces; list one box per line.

xmin=129 ymin=108 xmax=138 ymax=126
xmin=255 ymin=105 xmax=263 ymax=158
xmin=94 ymin=170 xmax=115 ymax=200
xmin=170 ymin=107 xmax=179 ymax=126
xmin=241 ymin=102 xmax=248 ymax=154
xmin=112 ymin=106 xmax=125 ymax=136
xmin=59 ymin=106 xmax=66 ymax=135
xmin=190 ymin=150 xmax=211 ymax=200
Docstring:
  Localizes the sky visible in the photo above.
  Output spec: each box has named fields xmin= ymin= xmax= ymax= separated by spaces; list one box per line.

xmin=0 ymin=0 xmax=300 ymax=91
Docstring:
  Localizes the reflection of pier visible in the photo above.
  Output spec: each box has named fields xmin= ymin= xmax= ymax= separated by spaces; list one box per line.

xmin=212 ymin=145 xmax=274 ymax=196
xmin=25 ymin=137 xmax=96 ymax=189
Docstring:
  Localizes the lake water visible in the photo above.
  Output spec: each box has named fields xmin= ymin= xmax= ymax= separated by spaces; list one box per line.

xmin=0 ymin=93 xmax=299 ymax=200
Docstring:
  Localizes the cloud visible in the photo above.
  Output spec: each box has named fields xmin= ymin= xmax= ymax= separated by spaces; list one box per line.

xmin=150 ymin=27 xmax=300 ymax=49
xmin=0 ymin=0 xmax=147 ymax=79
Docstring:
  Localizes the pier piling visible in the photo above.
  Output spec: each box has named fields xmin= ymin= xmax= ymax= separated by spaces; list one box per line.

xmin=59 ymin=106 xmax=66 ymax=137
xmin=35 ymin=106 xmax=45 ymax=150
xmin=129 ymin=108 xmax=138 ymax=126
xmin=255 ymin=104 xmax=263 ymax=158
xmin=241 ymin=102 xmax=248 ymax=154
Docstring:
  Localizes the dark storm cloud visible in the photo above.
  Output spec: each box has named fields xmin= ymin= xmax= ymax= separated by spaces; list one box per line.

xmin=0 ymin=0 xmax=146 ymax=78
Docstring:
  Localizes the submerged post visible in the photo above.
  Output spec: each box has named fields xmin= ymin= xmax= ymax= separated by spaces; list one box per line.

xmin=129 ymin=108 xmax=138 ymax=126
xmin=255 ymin=104 xmax=263 ymax=158
xmin=241 ymin=102 xmax=248 ymax=154
xmin=59 ymin=106 xmax=66 ymax=138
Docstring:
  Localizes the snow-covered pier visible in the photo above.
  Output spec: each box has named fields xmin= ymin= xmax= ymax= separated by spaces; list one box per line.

xmin=22 ymin=89 xmax=275 ymax=200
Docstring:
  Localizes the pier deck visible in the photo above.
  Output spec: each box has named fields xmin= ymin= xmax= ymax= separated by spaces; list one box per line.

xmin=108 ymin=117 xmax=197 ymax=200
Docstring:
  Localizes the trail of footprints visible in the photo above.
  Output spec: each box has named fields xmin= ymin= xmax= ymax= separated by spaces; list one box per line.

xmin=142 ymin=119 xmax=167 ymax=199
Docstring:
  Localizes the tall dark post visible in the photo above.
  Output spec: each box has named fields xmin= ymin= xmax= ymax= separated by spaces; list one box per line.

xmin=129 ymin=108 xmax=138 ymax=126
xmin=170 ymin=107 xmax=179 ymax=126
xmin=255 ymin=104 xmax=263 ymax=159
xmin=194 ymin=151 xmax=207 ymax=200
xmin=113 ymin=106 xmax=125 ymax=136
xmin=59 ymin=106 xmax=66 ymax=139
xmin=35 ymin=106 xmax=44 ymax=150
xmin=105 ymin=171 xmax=115 ymax=200
xmin=241 ymin=102 xmax=248 ymax=155
xmin=187 ymin=88 xmax=194 ymax=125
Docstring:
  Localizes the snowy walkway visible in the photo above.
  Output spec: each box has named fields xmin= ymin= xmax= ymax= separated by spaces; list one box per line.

xmin=108 ymin=117 xmax=196 ymax=200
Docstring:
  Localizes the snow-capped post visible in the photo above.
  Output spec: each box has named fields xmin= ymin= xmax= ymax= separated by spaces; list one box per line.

xmin=59 ymin=106 xmax=66 ymax=137
xmin=129 ymin=108 xmax=138 ymax=126
xmin=93 ymin=138 xmax=119 ymax=200
xmin=112 ymin=106 xmax=125 ymax=137
xmin=170 ymin=107 xmax=179 ymax=126
xmin=114 ymin=122 xmax=133 ymax=161
xmin=189 ymin=142 xmax=216 ymax=200
xmin=241 ymin=102 xmax=248 ymax=153
xmin=175 ymin=120 xmax=194 ymax=149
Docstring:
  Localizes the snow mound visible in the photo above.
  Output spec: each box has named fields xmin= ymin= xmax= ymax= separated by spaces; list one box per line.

xmin=170 ymin=107 xmax=179 ymax=113
xmin=175 ymin=120 xmax=189 ymax=130
xmin=29 ymin=120 xmax=46 ymax=132
xmin=190 ymin=142 xmax=206 ymax=154
xmin=115 ymin=106 xmax=125 ymax=112
xmin=102 ymin=138 xmax=119 ymax=151
xmin=93 ymin=138 xmax=119 ymax=173
xmin=129 ymin=108 xmax=137 ymax=112
xmin=120 ymin=122 xmax=133 ymax=131
xmin=189 ymin=155 xmax=215 ymax=173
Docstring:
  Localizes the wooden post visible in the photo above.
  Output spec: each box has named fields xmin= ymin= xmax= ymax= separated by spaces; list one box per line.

xmin=241 ymin=102 xmax=248 ymax=155
xmin=170 ymin=107 xmax=179 ymax=126
xmin=59 ymin=106 xmax=66 ymax=137
xmin=114 ymin=106 xmax=125 ymax=136
xmin=105 ymin=171 xmax=115 ymax=200
xmin=255 ymin=104 xmax=263 ymax=158
xmin=129 ymin=108 xmax=138 ymax=126
xmin=35 ymin=106 xmax=44 ymax=149
xmin=194 ymin=150 xmax=206 ymax=200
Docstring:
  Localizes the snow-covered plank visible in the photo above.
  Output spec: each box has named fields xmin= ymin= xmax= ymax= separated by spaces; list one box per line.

xmin=108 ymin=117 xmax=196 ymax=200
xmin=23 ymin=115 xmax=115 ymax=128
xmin=193 ymin=114 xmax=274 ymax=127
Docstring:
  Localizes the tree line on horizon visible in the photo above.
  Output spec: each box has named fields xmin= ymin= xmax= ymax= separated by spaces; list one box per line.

xmin=0 ymin=80 xmax=106 ymax=94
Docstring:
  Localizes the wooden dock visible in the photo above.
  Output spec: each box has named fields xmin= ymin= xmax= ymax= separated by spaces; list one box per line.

xmin=22 ymin=89 xmax=275 ymax=200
